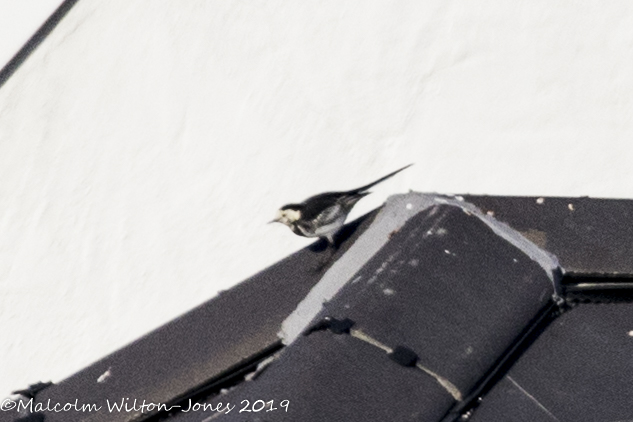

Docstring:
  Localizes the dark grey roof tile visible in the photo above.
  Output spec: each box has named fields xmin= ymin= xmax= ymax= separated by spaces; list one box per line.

xmin=471 ymin=304 xmax=633 ymax=422
xmin=465 ymin=196 xmax=633 ymax=276
xmin=468 ymin=376 xmax=560 ymax=422
xmin=319 ymin=203 xmax=555 ymax=396
xmin=171 ymin=330 xmax=455 ymax=422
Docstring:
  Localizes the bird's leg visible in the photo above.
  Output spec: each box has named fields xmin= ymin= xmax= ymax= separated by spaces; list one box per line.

xmin=313 ymin=234 xmax=337 ymax=272
xmin=325 ymin=233 xmax=336 ymax=249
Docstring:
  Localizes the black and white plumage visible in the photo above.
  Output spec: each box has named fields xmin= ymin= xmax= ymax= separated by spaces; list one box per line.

xmin=270 ymin=164 xmax=412 ymax=246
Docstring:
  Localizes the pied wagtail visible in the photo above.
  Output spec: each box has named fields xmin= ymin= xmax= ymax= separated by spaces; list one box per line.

xmin=270 ymin=164 xmax=412 ymax=246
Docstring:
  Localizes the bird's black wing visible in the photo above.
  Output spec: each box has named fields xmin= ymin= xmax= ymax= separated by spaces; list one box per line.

xmin=300 ymin=192 xmax=348 ymax=221
xmin=301 ymin=191 xmax=368 ymax=224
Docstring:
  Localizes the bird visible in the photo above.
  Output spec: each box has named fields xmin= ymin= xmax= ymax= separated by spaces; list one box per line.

xmin=270 ymin=164 xmax=413 ymax=247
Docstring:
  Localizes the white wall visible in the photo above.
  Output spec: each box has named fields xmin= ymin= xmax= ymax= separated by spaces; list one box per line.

xmin=1 ymin=0 xmax=632 ymax=396
xmin=0 ymin=0 xmax=64 ymax=71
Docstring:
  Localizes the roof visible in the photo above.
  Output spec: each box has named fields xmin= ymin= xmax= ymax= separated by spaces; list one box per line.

xmin=5 ymin=193 xmax=633 ymax=422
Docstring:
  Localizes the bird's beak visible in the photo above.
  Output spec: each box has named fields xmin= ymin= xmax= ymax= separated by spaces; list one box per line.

xmin=268 ymin=218 xmax=280 ymax=224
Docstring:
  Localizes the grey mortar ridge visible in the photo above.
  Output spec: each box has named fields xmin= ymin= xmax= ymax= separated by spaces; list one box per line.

xmin=280 ymin=192 xmax=563 ymax=345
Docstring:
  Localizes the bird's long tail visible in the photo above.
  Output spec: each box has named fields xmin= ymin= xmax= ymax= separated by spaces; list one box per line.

xmin=348 ymin=163 xmax=413 ymax=194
